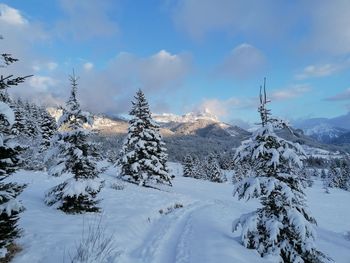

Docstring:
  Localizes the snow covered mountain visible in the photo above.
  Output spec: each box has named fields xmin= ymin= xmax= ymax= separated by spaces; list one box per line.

xmin=303 ymin=123 xmax=348 ymax=143
xmin=47 ymin=107 xmax=129 ymax=134
xmin=153 ymin=110 xmax=249 ymax=139
xmin=153 ymin=109 xmax=219 ymax=123
xmin=294 ymin=118 xmax=349 ymax=144
xmin=48 ymin=107 xmax=348 ymax=160
xmin=48 ymin=107 xmax=248 ymax=139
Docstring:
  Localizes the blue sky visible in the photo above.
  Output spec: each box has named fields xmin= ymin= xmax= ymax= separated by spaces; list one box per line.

xmin=1 ymin=0 xmax=350 ymax=125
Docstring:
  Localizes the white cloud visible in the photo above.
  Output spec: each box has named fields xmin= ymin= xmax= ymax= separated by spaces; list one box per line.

xmin=74 ymin=49 xmax=192 ymax=113
xmin=218 ymin=43 xmax=266 ymax=79
xmin=0 ymin=4 xmax=47 ymax=65
xmin=0 ymin=4 xmax=27 ymax=26
xmin=32 ymin=65 xmax=41 ymax=72
xmin=171 ymin=1 xmax=350 ymax=56
xmin=83 ymin=62 xmax=94 ymax=71
xmin=199 ymin=98 xmax=238 ymax=117
xmin=271 ymin=84 xmax=311 ymax=101
xmin=171 ymin=0 xmax=290 ymax=40
xmin=325 ymin=88 xmax=350 ymax=101
xmin=139 ymin=50 xmax=192 ymax=91
xmin=32 ymin=62 xmax=59 ymax=72
xmin=0 ymin=4 xmax=183 ymax=115
xmin=307 ymin=1 xmax=350 ymax=55
xmin=295 ymin=59 xmax=350 ymax=80
xmin=9 ymin=75 xmax=63 ymax=108
xmin=197 ymin=97 xmax=257 ymax=118
xmin=47 ymin=62 xmax=58 ymax=71
xmin=55 ymin=0 xmax=119 ymax=40
xmin=29 ymin=76 xmax=57 ymax=92
xmin=296 ymin=64 xmax=339 ymax=79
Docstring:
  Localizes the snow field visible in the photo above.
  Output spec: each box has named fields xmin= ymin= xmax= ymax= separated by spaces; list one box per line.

xmin=7 ymin=164 xmax=350 ymax=263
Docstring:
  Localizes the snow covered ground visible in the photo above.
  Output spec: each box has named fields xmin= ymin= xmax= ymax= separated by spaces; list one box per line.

xmin=7 ymin=163 xmax=350 ymax=263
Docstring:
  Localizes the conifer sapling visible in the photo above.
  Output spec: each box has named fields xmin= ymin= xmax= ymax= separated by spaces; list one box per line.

xmin=45 ymin=72 xmax=102 ymax=213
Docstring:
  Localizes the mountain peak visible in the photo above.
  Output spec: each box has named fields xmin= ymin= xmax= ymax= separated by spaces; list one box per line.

xmin=153 ymin=110 xmax=219 ymax=123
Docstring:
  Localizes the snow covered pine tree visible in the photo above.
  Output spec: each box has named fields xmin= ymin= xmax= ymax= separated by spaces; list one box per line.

xmin=119 ymin=89 xmax=172 ymax=187
xmin=325 ymin=159 xmax=350 ymax=192
xmin=10 ymin=99 xmax=26 ymax=137
xmin=45 ymin=72 xmax=102 ymax=213
xmin=205 ymin=153 xmax=226 ymax=183
xmin=39 ymin=106 xmax=57 ymax=151
xmin=232 ymin=79 xmax=330 ymax=263
xmin=17 ymin=102 xmax=47 ymax=171
xmin=0 ymin=48 xmax=31 ymax=258
xmin=183 ymin=154 xmax=196 ymax=178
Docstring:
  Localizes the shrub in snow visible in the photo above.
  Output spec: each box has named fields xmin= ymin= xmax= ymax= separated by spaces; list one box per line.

xmin=232 ymin=80 xmax=330 ymax=263
xmin=68 ymin=216 xmax=120 ymax=263
xmin=109 ymin=181 xmax=125 ymax=191
xmin=159 ymin=203 xmax=184 ymax=215
xmin=0 ymin=49 xmax=31 ymax=257
xmin=118 ymin=90 xmax=172 ymax=187
xmin=45 ymin=73 xmax=102 ymax=213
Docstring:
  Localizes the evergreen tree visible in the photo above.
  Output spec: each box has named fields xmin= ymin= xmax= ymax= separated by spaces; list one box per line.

xmin=300 ymin=167 xmax=314 ymax=188
xmin=232 ymin=80 xmax=329 ymax=263
xmin=232 ymin=160 xmax=253 ymax=184
xmin=205 ymin=153 xmax=226 ymax=183
xmin=322 ymin=172 xmax=331 ymax=194
xmin=192 ymin=155 xmax=203 ymax=179
xmin=338 ymin=159 xmax=350 ymax=191
xmin=312 ymin=168 xmax=320 ymax=178
xmin=10 ymin=101 xmax=55 ymax=171
xmin=23 ymin=102 xmax=39 ymax=138
xmin=0 ymin=48 xmax=30 ymax=257
xmin=39 ymin=106 xmax=57 ymax=151
xmin=218 ymin=152 xmax=234 ymax=170
xmin=183 ymin=155 xmax=196 ymax=178
xmin=325 ymin=158 xmax=350 ymax=192
xmin=119 ymin=89 xmax=172 ymax=186
xmin=10 ymin=99 xmax=26 ymax=136
xmin=45 ymin=73 xmax=102 ymax=213
xmin=325 ymin=161 xmax=340 ymax=189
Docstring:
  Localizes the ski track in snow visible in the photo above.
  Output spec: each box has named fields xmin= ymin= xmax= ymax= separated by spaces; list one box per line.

xmin=125 ymin=198 xmax=260 ymax=263
xmin=128 ymin=201 xmax=208 ymax=263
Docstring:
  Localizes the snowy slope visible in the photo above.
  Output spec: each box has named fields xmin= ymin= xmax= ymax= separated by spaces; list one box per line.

xmin=8 ymin=163 xmax=350 ymax=263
